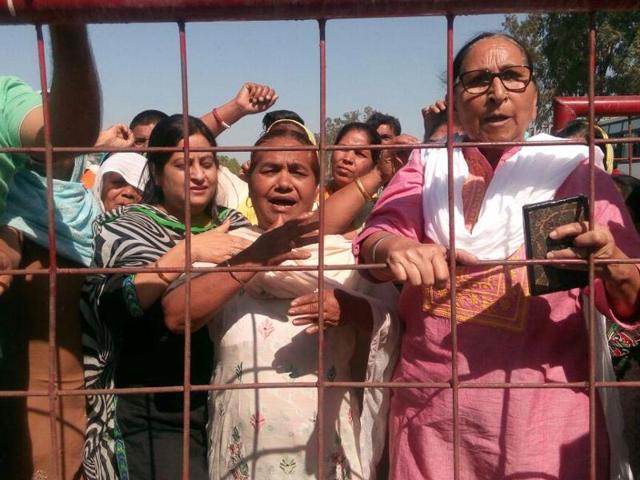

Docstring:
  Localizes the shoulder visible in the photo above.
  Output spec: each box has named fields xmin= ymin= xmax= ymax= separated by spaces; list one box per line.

xmin=217 ymin=206 xmax=251 ymax=230
xmin=93 ymin=204 xmax=172 ymax=240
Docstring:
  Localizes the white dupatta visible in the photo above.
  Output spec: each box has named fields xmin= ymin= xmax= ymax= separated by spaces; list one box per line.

xmin=421 ymin=133 xmax=603 ymax=260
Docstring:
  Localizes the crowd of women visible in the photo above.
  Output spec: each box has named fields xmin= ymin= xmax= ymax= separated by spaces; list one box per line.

xmin=1 ymin=29 xmax=640 ymax=480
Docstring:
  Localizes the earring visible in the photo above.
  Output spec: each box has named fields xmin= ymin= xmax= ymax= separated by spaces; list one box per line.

xmin=245 ymin=197 xmax=253 ymax=209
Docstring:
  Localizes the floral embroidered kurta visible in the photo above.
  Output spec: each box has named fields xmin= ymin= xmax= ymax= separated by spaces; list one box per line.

xmin=207 ymin=234 xmax=399 ymax=480
xmin=354 ymin=147 xmax=640 ymax=480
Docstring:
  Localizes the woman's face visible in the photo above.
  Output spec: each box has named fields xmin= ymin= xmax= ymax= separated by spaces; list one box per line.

xmin=331 ymin=129 xmax=375 ymax=190
xmin=454 ymin=36 xmax=538 ymax=143
xmin=101 ymin=172 xmax=143 ymax=211
xmin=249 ymin=137 xmax=318 ymax=230
xmin=156 ymin=133 xmax=218 ymax=218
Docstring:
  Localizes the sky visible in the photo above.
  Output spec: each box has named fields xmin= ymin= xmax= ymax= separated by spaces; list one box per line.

xmin=0 ymin=14 xmax=507 ymax=160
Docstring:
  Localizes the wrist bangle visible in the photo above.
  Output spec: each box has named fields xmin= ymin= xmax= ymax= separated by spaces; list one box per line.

xmin=224 ymin=260 xmax=245 ymax=288
xmin=354 ymin=177 xmax=373 ymax=202
xmin=371 ymin=233 xmax=393 ymax=264
xmin=212 ymin=107 xmax=231 ymax=130
xmin=154 ymin=261 xmax=173 ymax=285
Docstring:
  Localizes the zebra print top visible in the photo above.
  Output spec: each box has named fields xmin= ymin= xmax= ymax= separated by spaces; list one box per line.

xmin=81 ymin=203 xmax=249 ymax=480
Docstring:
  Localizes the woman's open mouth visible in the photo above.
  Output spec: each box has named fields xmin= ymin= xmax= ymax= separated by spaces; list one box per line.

xmin=268 ymin=196 xmax=297 ymax=212
xmin=483 ymin=114 xmax=510 ymax=126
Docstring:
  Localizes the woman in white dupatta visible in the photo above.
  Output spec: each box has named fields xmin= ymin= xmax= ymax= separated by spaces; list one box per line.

xmin=162 ymin=128 xmax=399 ymax=479
xmin=355 ymin=32 xmax=640 ymax=479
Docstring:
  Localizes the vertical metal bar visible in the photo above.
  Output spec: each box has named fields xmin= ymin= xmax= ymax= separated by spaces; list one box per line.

xmin=586 ymin=12 xmax=597 ymax=480
xmin=316 ymin=18 xmax=327 ymax=480
xmin=36 ymin=23 xmax=64 ymax=480
xmin=178 ymin=20 xmax=193 ymax=480
xmin=445 ymin=13 xmax=460 ymax=480
xmin=627 ymin=116 xmax=633 ymax=175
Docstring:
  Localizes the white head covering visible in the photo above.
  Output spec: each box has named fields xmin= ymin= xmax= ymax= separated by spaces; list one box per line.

xmin=92 ymin=152 xmax=149 ymax=211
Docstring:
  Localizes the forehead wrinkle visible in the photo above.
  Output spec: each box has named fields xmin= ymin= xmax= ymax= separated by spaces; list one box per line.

xmin=463 ymin=39 xmax=528 ymax=73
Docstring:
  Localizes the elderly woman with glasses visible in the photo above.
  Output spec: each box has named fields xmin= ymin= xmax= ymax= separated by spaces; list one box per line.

xmin=355 ymin=32 xmax=640 ymax=479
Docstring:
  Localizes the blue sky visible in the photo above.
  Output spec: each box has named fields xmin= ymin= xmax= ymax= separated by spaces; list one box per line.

xmin=0 ymin=14 xmax=506 ymax=159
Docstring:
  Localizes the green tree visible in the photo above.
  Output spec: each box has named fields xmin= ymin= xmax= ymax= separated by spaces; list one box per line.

xmin=503 ymin=12 xmax=640 ymax=129
xmin=322 ymin=106 xmax=375 ymax=145
xmin=218 ymin=154 xmax=241 ymax=175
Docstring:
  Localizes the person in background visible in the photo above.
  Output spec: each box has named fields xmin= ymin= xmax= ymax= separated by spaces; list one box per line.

xmin=366 ymin=111 xmax=402 ymax=144
xmin=421 ymin=98 xmax=463 ymax=142
xmin=81 ymin=115 xmax=251 ymax=480
xmin=0 ymin=23 xmax=101 ymax=480
xmin=326 ymin=122 xmax=382 ymax=235
xmin=554 ymin=118 xmax=616 ymax=174
xmin=356 ymin=32 xmax=640 ymax=478
xmin=130 ymin=109 xmax=169 ymax=148
xmin=262 ymin=108 xmax=305 ymax=132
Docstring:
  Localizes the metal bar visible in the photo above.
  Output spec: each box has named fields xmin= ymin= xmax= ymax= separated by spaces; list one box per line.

xmin=587 ymin=13 xmax=597 ymax=480
xmin=178 ymin=20 xmax=193 ymax=480
xmin=35 ymin=23 xmax=64 ymax=480
xmin=316 ymin=17 xmax=327 ymax=480
xmin=445 ymin=13 xmax=461 ymax=480
xmin=627 ymin=116 xmax=633 ymax=175
xmin=553 ymin=95 xmax=640 ymax=131
xmin=1 ymin=0 xmax=637 ymax=24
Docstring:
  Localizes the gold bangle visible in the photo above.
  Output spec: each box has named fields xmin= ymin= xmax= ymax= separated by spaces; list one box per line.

xmin=354 ymin=177 xmax=373 ymax=202
xmin=154 ymin=261 xmax=173 ymax=285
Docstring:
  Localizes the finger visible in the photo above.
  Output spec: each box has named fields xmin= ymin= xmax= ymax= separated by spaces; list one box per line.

xmin=572 ymin=229 xmax=610 ymax=250
xmin=291 ymin=316 xmax=317 ymax=326
xmin=455 ymin=249 xmax=479 ymax=265
xmin=387 ymin=260 xmax=408 ymax=283
xmin=0 ymin=274 xmax=11 ymax=295
xmin=549 ymin=222 xmax=588 ymax=240
xmin=293 ymin=235 xmax=320 ymax=249
xmin=431 ymin=253 xmax=450 ymax=290
xmin=290 ymin=292 xmax=318 ymax=308
xmin=289 ymin=302 xmax=319 ymax=316
xmin=304 ymin=324 xmax=320 ymax=335
xmin=401 ymin=260 xmax=423 ymax=287
xmin=213 ymin=219 xmax=231 ymax=233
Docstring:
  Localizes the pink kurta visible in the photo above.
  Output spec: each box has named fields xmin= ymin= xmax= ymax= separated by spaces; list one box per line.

xmin=354 ymin=147 xmax=640 ymax=479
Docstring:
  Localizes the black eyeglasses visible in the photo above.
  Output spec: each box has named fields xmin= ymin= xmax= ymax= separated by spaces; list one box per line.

xmin=456 ymin=65 xmax=533 ymax=94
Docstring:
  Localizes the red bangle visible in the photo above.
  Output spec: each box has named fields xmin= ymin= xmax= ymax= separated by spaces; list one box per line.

xmin=212 ymin=107 xmax=230 ymax=130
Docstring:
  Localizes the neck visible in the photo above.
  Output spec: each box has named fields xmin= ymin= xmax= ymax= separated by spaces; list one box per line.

xmin=478 ymin=147 xmax=506 ymax=170
xmin=160 ymin=203 xmax=212 ymax=228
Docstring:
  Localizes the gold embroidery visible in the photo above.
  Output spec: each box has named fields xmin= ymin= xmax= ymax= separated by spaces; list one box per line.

xmin=422 ymin=260 xmax=530 ymax=333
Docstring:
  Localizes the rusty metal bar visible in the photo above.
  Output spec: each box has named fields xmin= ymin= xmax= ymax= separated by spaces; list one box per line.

xmin=587 ymin=13 xmax=597 ymax=480
xmin=35 ymin=23 xmax=64 ymax=480
xmin=178 ymin=19 xmax=193 ymax=480
xmin=316 ymin=17 xmax=327 ymax=479
xmin=445 ymin=13 xmax=461 ymax=480
xmin=0 ymin=0 xmax=637 ymax=24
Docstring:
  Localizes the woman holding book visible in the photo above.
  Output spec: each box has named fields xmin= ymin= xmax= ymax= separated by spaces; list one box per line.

xmin=355 ymin=32 xmax=640 ymax=479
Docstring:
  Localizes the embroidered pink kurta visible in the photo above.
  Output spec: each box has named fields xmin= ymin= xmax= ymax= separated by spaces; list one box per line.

xmin=354 ymin=148 xmax=640 ymax=479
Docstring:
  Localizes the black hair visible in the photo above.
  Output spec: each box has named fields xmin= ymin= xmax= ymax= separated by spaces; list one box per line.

xmin=129 ymin=109 xmax=169 ymax=130
xmin=452 ymin=32 xmax=536 ymax=85
xmin=365 ymin=111 xmax=402 ymax=136
xmin=262 ymin=110 xmax=305 ymax=131
xmin=142 ymin=114 xmax=218 ymax=205
xmin=249 ymin=128 xmax=319 ymax=183
xmin=553 ymin=119 xmax=607 ymax=141
xmin=334 ymin=122 xmax=381 ymax=163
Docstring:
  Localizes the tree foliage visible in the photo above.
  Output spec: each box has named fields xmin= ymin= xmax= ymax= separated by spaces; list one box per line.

xmin=503 ymin=12 xmax=640 ymax=129
xmin=218 ymin=154 xmax=241 ymax=175
xmin=323 ymin=106 xmax=375 ymax=145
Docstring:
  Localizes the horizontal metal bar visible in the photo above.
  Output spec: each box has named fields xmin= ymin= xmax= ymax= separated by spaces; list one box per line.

xmin=0 ymin=0 xmax=637 ymax=25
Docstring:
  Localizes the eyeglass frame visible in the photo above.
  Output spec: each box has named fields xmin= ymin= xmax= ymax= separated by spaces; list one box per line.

xmin=455 ymin=65 xmax=534 ymax=94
